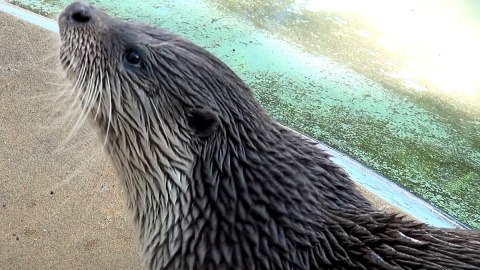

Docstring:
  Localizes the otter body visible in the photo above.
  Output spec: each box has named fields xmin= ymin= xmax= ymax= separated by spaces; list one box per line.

xmin=58 ymin=2 xmax=480 ymax=269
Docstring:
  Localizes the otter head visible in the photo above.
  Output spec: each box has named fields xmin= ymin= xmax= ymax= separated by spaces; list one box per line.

xmin=57 ymin=1 xmax=275 ymax=268
xmin=58 ymin=2 xmax=264 ymax=190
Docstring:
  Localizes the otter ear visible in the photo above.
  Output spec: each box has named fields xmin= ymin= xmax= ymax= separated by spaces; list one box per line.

xmin=187 ymin=108 xmax=220 ymax=139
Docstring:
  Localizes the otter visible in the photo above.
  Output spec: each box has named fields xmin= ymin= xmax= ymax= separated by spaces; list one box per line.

xmin=57 ymin=2 xmax=480 ymax=270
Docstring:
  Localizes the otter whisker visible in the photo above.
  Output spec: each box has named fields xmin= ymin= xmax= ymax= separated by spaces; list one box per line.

xmin=65 ymin=60 xmax=96 ymax=137
xmin=69 ymin=62 xmax=86 ymax=104
xmin=91 ymin=65 xmax=103 ymax=122
xmin=79 ymin=61 xmax=98 ymax=119
xmin=102 ymin=71 xmax=113 ymax=149
xmin=82 ymin=72 xmax=95 ymax=112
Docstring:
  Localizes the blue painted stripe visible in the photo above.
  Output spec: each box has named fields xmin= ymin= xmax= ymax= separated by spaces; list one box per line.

xmin=315 ymin=140 xmax=470 ymax=229
xmin=291 ymin=127 xmax=470 ymax=229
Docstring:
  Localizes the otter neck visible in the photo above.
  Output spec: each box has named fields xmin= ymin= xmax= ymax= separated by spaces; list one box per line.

xmin=101 ymin=109 xmax=199 ymax=269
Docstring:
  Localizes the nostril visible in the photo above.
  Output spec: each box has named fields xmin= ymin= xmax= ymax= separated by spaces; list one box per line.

xmin=70 ymin=8 xmax=91 ymax=23
xmin=64 ymin=2 xmax=93 ymax=23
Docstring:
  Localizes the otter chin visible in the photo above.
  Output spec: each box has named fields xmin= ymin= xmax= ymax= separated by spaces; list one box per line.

xmin=57 ymin=2 xmax=480 ymax=270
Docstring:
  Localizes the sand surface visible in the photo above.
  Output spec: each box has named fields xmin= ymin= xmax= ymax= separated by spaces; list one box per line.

xmin=0 ymin=10 xmax=411 ymax=270
xmin=0 ymin=11 xmax=142 ymax=270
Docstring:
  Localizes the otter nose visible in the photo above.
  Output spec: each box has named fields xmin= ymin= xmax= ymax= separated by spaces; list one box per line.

xmin=65 ymin=2 xmax=92 ymax=23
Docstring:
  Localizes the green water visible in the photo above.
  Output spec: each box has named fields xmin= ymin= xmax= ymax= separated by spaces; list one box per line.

xmin=7 ymin=0 xmax=479 ymax=228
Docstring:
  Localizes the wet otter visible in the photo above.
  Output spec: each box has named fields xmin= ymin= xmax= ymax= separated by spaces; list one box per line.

xmin=57 ymin=1 xmax=480 ymax=269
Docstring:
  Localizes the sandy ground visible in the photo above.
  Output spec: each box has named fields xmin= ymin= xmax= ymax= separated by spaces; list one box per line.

xmin=0 ymin=10 xmax=411 ymax=270
xmin=0 ymin=11 xmax=142 ymax=270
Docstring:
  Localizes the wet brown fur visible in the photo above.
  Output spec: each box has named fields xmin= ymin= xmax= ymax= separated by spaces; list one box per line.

xmin=57 ymin=2 xmax=480 ymax=270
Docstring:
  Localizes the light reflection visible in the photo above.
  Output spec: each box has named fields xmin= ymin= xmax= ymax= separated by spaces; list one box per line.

xmin=295 ymin=0 xmax=480 ymax=99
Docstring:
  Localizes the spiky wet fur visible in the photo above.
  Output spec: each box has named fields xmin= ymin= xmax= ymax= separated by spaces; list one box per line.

xmin=57 ymin=2 xmax=480 ymax=270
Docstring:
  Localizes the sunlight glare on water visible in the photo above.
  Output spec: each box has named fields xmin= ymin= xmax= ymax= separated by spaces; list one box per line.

xmin=295 ymin=0 xmax=480 ymax=99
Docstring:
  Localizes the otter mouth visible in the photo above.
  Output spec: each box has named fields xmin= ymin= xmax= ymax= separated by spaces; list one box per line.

xmin=58 ymin=2 xmax=102 ymax=77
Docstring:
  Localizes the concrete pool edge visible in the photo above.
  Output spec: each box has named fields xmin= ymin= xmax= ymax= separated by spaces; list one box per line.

xmin=0 ymin=1 xmax=469 ymax=230
xmin=0 ymin=1 xmax=58 ymax=32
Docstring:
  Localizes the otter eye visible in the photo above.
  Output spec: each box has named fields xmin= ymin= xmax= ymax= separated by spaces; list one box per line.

xmin=125 ymin=49 xmax=143 ymax=67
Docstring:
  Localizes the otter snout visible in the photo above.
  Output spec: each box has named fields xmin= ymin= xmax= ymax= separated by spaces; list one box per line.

xmin=66 ymin=2 xmax=92 ymax=23
xmin=59 ymin=2 xmax=95 ymax=29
